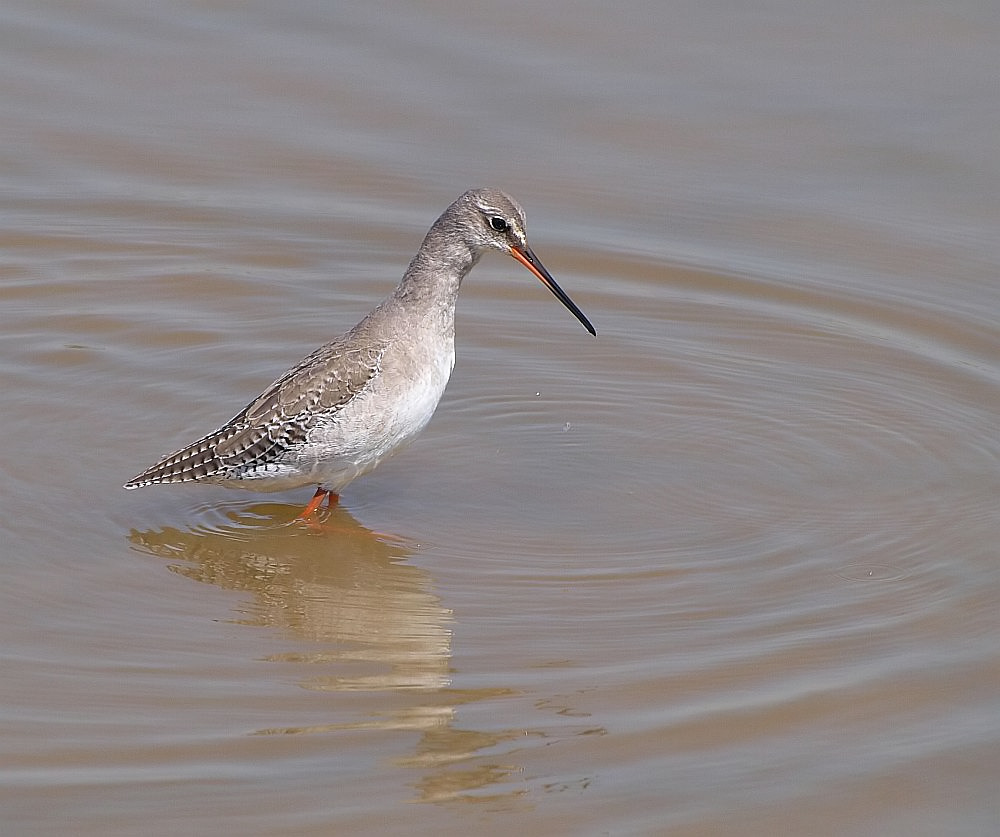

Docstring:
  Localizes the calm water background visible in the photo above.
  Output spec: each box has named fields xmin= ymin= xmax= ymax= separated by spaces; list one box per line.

xmin=2 ymin=1 xmax=999 ymax=834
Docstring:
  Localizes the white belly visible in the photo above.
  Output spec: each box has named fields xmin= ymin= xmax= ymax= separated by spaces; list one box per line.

xmin=291 ymin=341 xmax=455 ymax=492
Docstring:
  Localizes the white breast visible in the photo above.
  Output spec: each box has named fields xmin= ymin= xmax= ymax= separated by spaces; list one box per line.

xmin=296 ymin=340 xmax=455 ymax=491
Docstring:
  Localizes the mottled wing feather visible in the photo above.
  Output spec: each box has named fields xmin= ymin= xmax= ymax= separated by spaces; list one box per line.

xmin=124 ymin=339 xmax=385 ymax=487
xmin=215 ymin=342 xmax=383 ymax=458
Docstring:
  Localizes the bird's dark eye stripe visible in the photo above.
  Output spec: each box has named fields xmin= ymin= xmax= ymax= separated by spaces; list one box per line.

xmin=489 ymin=216 xmax=509 ymax=233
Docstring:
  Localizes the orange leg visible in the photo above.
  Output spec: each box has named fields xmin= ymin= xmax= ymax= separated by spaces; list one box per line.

xmin=296 ymin=487 xmax=339 ymax=519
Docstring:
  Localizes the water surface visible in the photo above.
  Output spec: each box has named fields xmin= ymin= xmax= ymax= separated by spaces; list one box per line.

xmin=2 ymin=1 xmax=999 ymax=834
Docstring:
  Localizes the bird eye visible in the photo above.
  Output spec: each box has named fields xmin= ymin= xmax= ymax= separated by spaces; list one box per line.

xmin=489 ymin=216 xmax=509 ymax=233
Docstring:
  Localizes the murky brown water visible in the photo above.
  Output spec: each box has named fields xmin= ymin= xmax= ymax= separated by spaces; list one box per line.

xmin=3 ymin=1 xmax=999 ymax=834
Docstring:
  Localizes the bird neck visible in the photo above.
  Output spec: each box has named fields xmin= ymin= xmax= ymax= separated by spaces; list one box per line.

xmin=394 ymin=220 xmax=481 ymax=307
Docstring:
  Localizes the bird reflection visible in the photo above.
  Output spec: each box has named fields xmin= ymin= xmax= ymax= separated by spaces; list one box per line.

xmin=128 ymin=501 xmax=533 ymax=805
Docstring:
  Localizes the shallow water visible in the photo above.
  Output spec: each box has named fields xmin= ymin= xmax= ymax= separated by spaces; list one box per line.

xmin=2 ymin=1 xmax=999 ymax=834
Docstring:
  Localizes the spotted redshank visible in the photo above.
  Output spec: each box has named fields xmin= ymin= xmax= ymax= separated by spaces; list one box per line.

xmin=124 ymin=188 xmax=596 ymax=516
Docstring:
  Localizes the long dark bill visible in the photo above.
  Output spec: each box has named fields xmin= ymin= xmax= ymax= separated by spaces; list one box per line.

xmin=510 ymin=245 xmax=596 ymax=336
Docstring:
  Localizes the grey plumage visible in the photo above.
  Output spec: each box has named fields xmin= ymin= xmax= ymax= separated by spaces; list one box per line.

xmin=124 ymin=188 xmax=595 ymax=503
